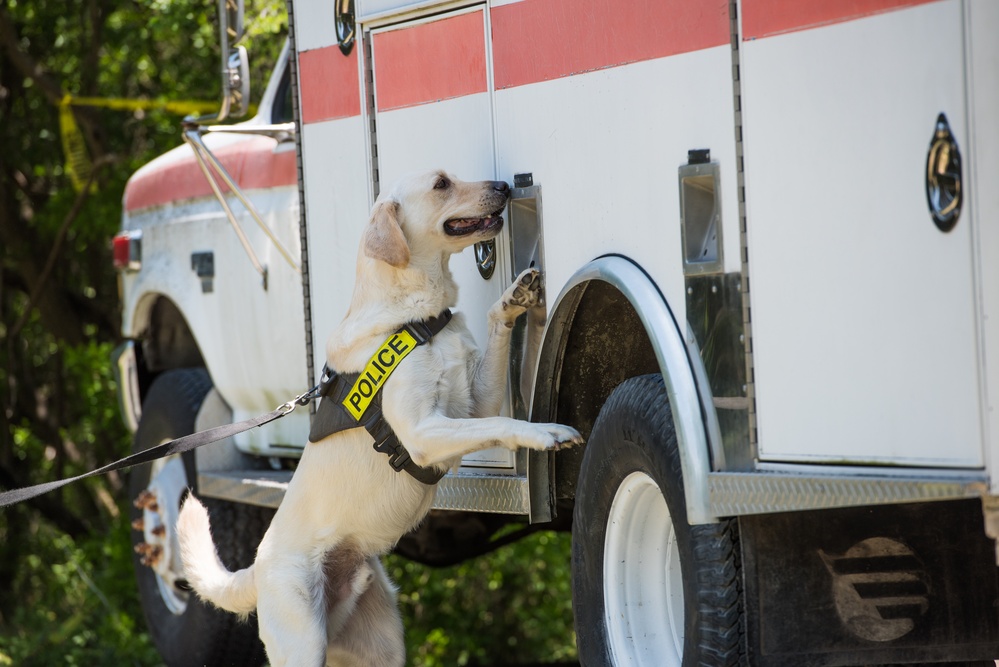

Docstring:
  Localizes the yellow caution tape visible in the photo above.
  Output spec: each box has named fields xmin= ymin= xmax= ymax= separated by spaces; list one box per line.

xmin=64 ymin=95 xmax=215 ymax=116
xmin=57 ymin=94 xmax=230 ymax=193
xmin=59 ymin=98 xmax=94 ymax=193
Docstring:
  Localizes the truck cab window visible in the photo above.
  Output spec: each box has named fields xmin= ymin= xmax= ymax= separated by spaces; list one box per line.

xmin=272 ymin=63 xmax=293 ymax=124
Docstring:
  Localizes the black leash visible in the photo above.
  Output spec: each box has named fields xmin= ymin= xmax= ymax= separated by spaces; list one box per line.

xmin=0 ymin=311 xmax=456 ymax=508
xmin=0 ymin=387 xmax=320 ymax=509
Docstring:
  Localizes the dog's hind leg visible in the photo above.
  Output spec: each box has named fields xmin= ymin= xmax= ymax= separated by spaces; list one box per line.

xmin=322 ymin=541 xmax=370 ymax=636
xmin=255 ymin=557 xmax=329 ymax=667
xmin=326 ymin=557 xmax=404 ymax=667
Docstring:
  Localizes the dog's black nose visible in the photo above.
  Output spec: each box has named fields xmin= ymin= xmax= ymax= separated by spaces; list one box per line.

xmin=491 ymin=181 xmax=510 ymax=193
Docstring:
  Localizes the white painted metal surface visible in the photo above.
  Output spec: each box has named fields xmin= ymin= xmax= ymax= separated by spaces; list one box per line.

xmin=120 ymin=0 xmax=999 ymax=513
xmin=370 ymin=8 xmax=514 ymax=467
xmin=493 ymin=46 xmax=741 ymax=323
xmin=966 ymin=0 xmax=999 ymax=490
xmin=740 ymin=0 xmax=983 ymax=467
xmin=120 ymin=42 xmax=310 ymax=456
xmin=122 ymin=183 xmax=309 ymax=454
xmin=300 ymin=116 xmax=371 ymax=379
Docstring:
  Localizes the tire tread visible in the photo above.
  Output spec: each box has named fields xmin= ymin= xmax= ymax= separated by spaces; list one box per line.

xmin=130 ymin=368 xmax=271 ymax=667
xmin=573 ymin=374 xmax=745 ymax=667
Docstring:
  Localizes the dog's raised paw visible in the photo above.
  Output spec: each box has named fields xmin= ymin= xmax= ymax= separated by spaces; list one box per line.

xmin=502 ymin=268 xmax=543 ymax=312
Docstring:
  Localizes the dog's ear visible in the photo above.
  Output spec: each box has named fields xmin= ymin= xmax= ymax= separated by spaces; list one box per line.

xmin=363 ymin=200 xmax=410 ymax=268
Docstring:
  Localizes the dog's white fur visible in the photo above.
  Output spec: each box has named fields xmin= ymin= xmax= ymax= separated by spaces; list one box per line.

xmin=177 ymin=171 xmax=582 ymax=666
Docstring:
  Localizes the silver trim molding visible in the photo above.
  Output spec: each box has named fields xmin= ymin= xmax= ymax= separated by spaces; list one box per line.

xmin=198 ymin=470 xmax=291 ymax=508
xmin=433 ymin=473 xmax=531 ymax=514
xmin=112 ymin=341 xmax=142 ymax=433
xmin=709 ymin=471 xmax=987 ymax=517
xmin=198 ymin=469 xmax=532 ymax=515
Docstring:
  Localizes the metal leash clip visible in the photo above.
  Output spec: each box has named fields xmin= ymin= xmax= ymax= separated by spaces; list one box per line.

xmin=278 ymin=383 xmax=323 ymax=415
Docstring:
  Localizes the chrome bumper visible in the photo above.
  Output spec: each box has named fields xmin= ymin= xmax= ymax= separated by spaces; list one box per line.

xmin=112 ymin=340 xmax=143 ymax=432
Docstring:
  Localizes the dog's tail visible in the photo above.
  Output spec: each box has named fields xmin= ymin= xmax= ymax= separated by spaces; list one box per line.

xmin=176 ymin=495 xmax=257 ymax=617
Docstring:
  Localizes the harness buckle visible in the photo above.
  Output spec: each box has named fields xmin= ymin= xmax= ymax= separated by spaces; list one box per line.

xmin=403 ymin=309 xmax=452 ymax=345
xmin=318 ymin=364 xmax=339 ymax=398
xmin=403 ymin=320 xmax=434 ymax=345
xmin=370 ymin=432 xmax=410 ymax=472
xmin=386 ymin=446 xmax=412 ymax=472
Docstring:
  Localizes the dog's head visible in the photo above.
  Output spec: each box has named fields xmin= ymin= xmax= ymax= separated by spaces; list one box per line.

xmin=363 ymin=171 xmax=511 ymax=268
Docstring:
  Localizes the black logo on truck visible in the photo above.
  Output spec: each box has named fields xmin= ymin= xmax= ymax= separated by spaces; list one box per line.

xmin=820 ymin=537 xmax=929 ymax=642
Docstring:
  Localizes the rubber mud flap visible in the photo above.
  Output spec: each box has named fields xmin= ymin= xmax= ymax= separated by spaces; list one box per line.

xmin=740 ymin=499 xmax=999 ymax=666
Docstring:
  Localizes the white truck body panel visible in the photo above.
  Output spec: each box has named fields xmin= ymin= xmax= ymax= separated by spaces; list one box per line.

xmin=119 ymin=0 xmax=999 ymax=513
xmin=292 ymin=0 xmax=997 ymax=482
xmin=121 ymin=44 xmax=311 ymax=455
xmin=742 ymin=0 xmax=982 ymax=467
xmin=968 ymin=0 xmax=999 ymax=491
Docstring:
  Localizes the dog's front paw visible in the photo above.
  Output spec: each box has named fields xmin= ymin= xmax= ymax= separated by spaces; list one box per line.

xmin=528 ymin=423 xmax=584 ymax=451
xmin=494 ymin=268 xmax=543 ymax=325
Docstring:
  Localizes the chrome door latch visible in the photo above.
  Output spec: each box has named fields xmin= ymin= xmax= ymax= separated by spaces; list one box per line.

xmin=926 ymin=112 xmax=962 ymax=233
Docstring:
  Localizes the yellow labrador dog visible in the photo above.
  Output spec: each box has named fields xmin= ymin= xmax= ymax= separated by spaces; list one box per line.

xmin=177 ymin=171 xmax=583 ymax=666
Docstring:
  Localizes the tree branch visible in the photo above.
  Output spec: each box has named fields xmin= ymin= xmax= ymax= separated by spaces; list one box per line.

xmin=5 ymin=159 xmax=110 ymax=341
xmin=0 ymin=6 xmax=106 ymax=158
xmin=0 ymin=6 xmax=64 ymax=106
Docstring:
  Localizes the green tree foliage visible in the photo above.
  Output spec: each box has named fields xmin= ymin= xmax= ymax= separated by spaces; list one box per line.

xmin=388 ymin=531 xmax=576 ymax=666
xmin=0 ymin=1 xmax=576 ymax=664
xmin=0 ymin=0 xmax=283 ymax=661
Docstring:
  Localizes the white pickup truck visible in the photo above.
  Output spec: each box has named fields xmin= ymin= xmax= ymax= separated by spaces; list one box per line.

xmin=115 ymin=1 xmax=999 ymax=665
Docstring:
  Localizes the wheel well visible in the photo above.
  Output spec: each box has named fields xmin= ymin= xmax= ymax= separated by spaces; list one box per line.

xmin=541 ymin=280 xmax=660 ymax=502
xmin=131 ymin=297 xmax=206 ymax=405
xmin=138 ymin=297 xmax=205 ymax=372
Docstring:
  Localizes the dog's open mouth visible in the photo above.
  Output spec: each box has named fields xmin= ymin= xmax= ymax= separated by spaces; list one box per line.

xmin=443 ymin=208 xmax=505 ymax=236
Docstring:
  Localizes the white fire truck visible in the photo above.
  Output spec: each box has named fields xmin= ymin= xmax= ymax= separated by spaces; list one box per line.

xmin=113 ymin=0 xmax=999 ymax=664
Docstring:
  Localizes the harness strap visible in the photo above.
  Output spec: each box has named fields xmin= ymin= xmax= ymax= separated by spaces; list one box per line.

xmin=308 ymin=309 xmax=452 ymax=485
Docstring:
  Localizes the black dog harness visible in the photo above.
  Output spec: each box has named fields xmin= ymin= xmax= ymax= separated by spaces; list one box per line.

xmin=308 ymin=310 xmax=453 ymax=485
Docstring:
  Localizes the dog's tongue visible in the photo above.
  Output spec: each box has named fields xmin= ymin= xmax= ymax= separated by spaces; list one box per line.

xmin=444 ymin=218 xmax=482 ymax=234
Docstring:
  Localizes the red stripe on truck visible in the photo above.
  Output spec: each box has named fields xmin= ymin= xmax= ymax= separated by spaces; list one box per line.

xmin=123 ymin=137 xmax=296 ymax=212
xmin=491 ymin=0 xmax=731 ymax=90
xmin=742 ymin=0 xmax=942 ymax=39
xmin=372 ymin=11 xmax=488 ymax=112
xmin=298 ymin=45 xmax=362 ymax=122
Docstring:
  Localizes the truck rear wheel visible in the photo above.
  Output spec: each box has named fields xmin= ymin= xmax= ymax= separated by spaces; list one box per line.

xmin=572 ymin=374 xmax=743 ymax=666
xmin=128 ymin=368 xmax=271 ymax=667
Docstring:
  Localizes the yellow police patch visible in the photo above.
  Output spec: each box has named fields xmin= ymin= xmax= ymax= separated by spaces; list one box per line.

xmin=343 ymin=329 xmax=418 ymax=420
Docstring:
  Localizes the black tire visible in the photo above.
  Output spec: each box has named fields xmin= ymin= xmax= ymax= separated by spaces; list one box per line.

xmin=128 ymin=368 xmax=272 ymax=667
xmin=572 ymin=374 xmax=743 ymax=666
xmin=869 ymin=663 xmax=998 ymax=666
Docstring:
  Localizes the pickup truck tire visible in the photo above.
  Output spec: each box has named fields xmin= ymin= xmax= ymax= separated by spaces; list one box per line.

xmin=129 ymin=368 xmax=270 ymax=667
xmin=572 ymin=374 xmax=743 ymax=666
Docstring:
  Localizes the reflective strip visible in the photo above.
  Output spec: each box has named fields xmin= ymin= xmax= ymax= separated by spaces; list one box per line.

xmin=491 ymin=0 xmax=730 ymax=90
xmin=372 ymin=10 xmax=487 ymax=112
xmin=342 ymin=330 xmax=418 ymax=420
xmin=741 ymin=0 xmax=940 ymax=40
xmin=298 ymin=45 xmax=362 ymax=123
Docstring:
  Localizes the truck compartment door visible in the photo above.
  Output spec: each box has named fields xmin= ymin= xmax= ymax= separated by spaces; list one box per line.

xmin=369 ymin=7 xmax=514 ymax=469
xmin=739 ymin=0 xmax=982 ymax=467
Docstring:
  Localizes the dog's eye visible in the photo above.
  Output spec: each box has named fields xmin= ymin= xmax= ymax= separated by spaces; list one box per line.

xmin=434 ymin=177 xmax=449 ymax=190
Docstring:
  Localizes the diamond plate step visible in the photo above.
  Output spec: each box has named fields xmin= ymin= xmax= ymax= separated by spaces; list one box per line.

xmin=198 ymin=469 xmax=530 ymax=514
xmin=708 ymin=470 xmax=988 ymax=517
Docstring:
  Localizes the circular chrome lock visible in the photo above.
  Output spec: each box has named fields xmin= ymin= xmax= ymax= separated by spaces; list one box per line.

xmin=925 ymin=112 xmax=962 ymax=232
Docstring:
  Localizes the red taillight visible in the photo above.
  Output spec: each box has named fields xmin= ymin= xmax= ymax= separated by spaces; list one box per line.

xmin=112 ymin=231 xmax=141 ymax=271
